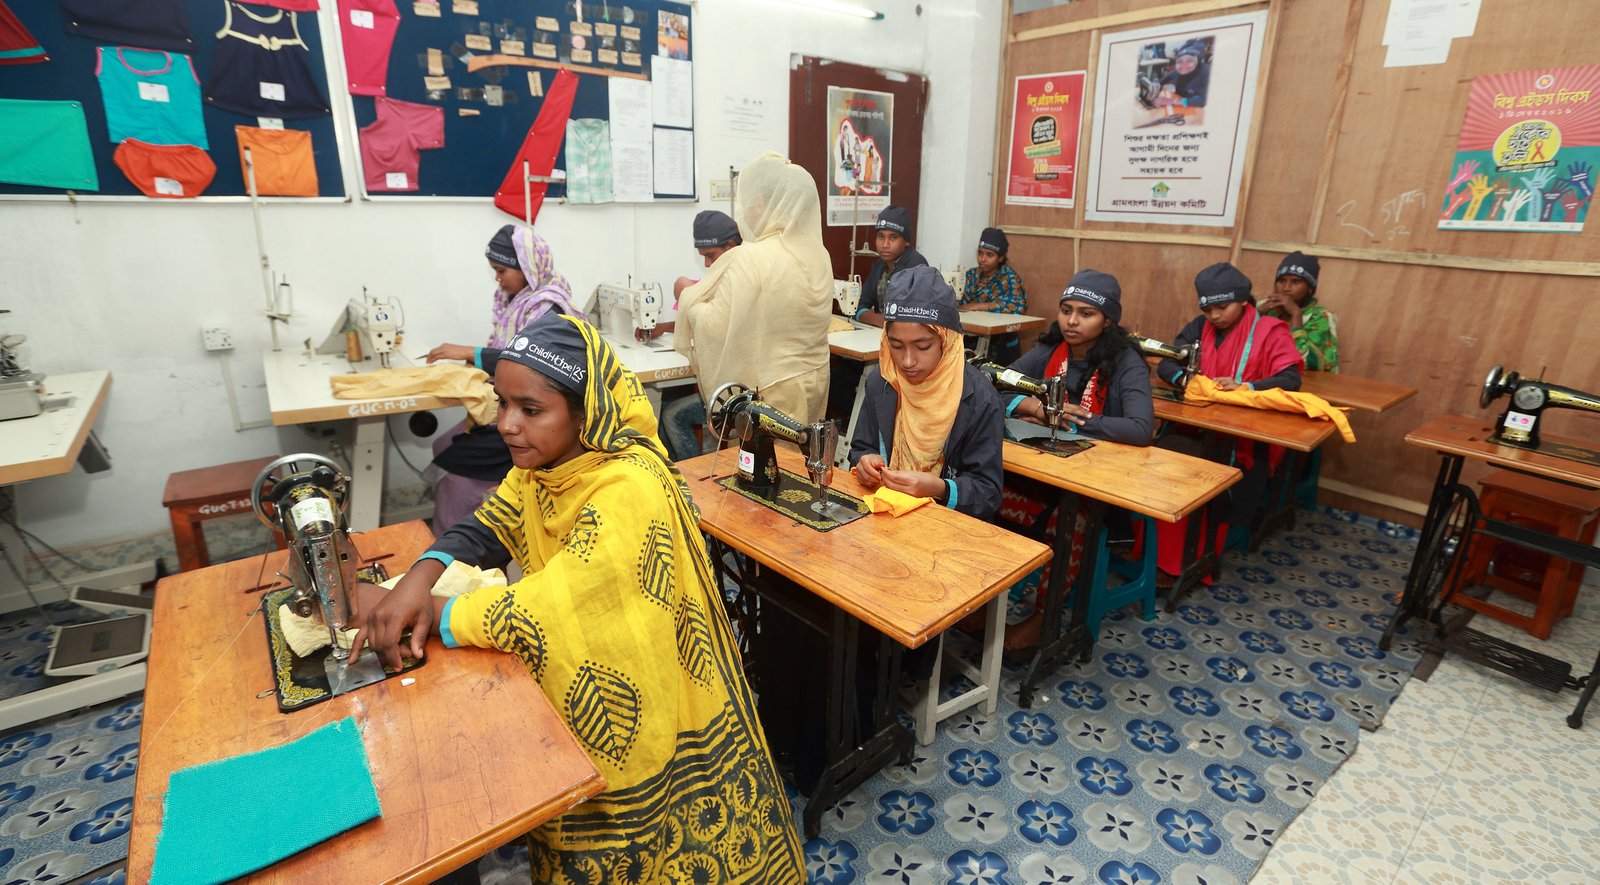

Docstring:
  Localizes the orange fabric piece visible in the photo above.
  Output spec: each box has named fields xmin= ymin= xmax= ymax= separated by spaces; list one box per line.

xmin=234 ymin=125 xmax=318 ymax=196
xmin=1182 ymin=375 xmax=1356 ymax=442
xmin=112 ymin=139 xmax=215 ymax=198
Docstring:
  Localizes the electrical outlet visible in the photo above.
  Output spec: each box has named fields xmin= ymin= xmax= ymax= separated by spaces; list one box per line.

xmin=202 ymin=326 xmax=234 ymax=351
xmin=709 ymin=180 xmax=733 ymax=200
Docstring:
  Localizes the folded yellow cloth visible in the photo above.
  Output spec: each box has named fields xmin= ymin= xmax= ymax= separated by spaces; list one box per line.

xmin=863 ymin=486 xmax=933 ymax=516
xmin=1183 ymin=375 xmax=1356 ymax=443
xmin=427 ymin=560 xmax=508 ymax=597
xmin=329 ymin=364 xmax=497 ymax=427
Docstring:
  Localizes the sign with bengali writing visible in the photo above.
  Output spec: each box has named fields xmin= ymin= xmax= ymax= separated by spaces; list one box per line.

xmin=1084 ymin=11 xmax=1266 ymax=227
xmin=1438 ymin=66 xmax=1600 ymax=233
xmin=1005 ymin=71 xmax=1086 ymax=209
xmin=826 ymin=86 xmax=894 ymax=227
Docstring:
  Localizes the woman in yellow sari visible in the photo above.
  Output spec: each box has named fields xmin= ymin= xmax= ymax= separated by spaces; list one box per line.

xmin=350 ymin=310 xmax=805 ymax=884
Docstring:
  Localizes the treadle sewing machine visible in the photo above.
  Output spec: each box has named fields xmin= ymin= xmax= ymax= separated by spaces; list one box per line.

xmin=969 ymin=355 xmax=1091 ymax=457
xmin=253 ymin=454 xmax=403 ymax=706
xmin=832 ymin=275 xmax=862 ymax=317
xmin=1377 ymin=367 xmax=1600 ymax=729
xmin=594 ymin=280 xmax=664 ymax=343
xmin=1130 ymin=332 xmax=1200 ymax=400
xmin=0 ymin=311 xmax=42 ymax=421
xmin=705 ymin=382 xmax=865 ymax=530
xmin=1480 ymin=364 xmax=1600 ymax=450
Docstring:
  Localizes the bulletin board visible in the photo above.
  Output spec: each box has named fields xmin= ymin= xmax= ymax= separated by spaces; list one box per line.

xmin=0 ymin=0 xmax=346 ymax=198
xmin=347 ymin=0 xmax=695 ymax=201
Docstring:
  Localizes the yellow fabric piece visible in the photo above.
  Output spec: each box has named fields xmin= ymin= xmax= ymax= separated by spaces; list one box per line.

xmin=677 ymin=152 xmax=833 ymax=423
xmin=828 ymin=315 xmax=855 ymax=333
xmin=278 ymin=606 xmax=356 ymax=657
xmin=863 ymin=486 xmax=932 ymax=516
xmin=1183 ymin=375 xmax=1357 ymax=442
xmin=329 ymin=364 xmax=497 ymax=427
xmin=446 ymin=316 xmax=804 ymax=883
xmin=879 ymin=325 xmax=965 ymax=473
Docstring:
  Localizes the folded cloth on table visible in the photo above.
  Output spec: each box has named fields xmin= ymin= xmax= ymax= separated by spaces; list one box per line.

xmin=329 ymin=364 xmax=497 ymax=427
xmin=150 ymin=717 xmax=381 ymax=885
xmin=1182 ymin=374 xmax=1356 ymax=443
xmin=863 ymin=485 xmax=932 ymax=517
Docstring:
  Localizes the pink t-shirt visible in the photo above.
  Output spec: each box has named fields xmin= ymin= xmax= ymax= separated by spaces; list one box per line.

xmin=360 ymin=96 xmax=443 ymax=192
xmin=337 ymin=0 xmax=399 ymax=96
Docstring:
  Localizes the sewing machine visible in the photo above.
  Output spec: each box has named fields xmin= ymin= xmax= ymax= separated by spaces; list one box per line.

xmin=316 ymin=291 xmax=405 ymax=367
xmin=252 ymin=454 xmax=386 ymax=694
xmin=833 ymin=275 xmax=862 ymax=317
xmin=595 ymin=281 xmax=663 ymax=343
xmin=1131 ymin=332 xmax=1200 ymax=393
xmin=970 ymin=355 xmax=1071 ymax=449
xmin=0 ymin=312 xmax=42 ymax=421
xmin=1481 ymin=365 xmax=1600 ymax=450
xmin=706 ymin=382 xmax=864 ymax=528
xmin=941 ymin=265 xmax=966 ymax=294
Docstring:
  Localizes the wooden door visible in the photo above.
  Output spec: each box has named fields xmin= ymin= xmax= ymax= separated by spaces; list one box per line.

xmin=789 ymin=55 xmax=928 ymax=280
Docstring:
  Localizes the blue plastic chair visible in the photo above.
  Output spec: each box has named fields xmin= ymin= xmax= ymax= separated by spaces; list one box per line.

xmin=1081 ymin=515 xmax=1160 ymax=640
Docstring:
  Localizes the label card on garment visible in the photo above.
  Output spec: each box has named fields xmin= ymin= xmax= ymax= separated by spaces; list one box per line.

xmin=350 ymin=9 xmax=375 ymax=28
xmin=386 ymin=172 xmax=408 ymax=188
xmin=260 ymin=82 xmax=287 ymax=102
xmin=257 ymin=117 xmax=285 ymax=129
xmin=155 ymin=177 xmax=184 ymax=196
xmin=138 ymin=82 xmax=171 ymax=103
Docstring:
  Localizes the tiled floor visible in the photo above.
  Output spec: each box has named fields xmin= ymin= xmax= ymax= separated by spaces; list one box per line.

xmin=1255 ymin=578 xmax=1600 ymax=883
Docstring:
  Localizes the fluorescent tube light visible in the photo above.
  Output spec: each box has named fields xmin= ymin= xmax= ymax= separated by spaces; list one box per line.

xmin=776 ymin=0 xmax=884 ymax=20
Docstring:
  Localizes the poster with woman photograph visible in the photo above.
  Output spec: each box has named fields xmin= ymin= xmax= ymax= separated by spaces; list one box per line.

xmin=1085 ymin=11 xmax=1266 ymax=227
xmin=826 ymin=86 xmax=894 ymax=226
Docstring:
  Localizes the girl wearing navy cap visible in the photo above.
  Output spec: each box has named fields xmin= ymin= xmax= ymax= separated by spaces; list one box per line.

xmin=960 ymin=227 xmax=1028 ymax=363
xmin=1262 ymin=250 xmax=1340 ymax=372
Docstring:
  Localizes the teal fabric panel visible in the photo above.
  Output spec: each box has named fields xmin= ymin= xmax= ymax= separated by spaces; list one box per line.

xmin=0 ymin=99 xmax=98 ymax=190
xmin=150 ymin=717 xmax=382 ymax=885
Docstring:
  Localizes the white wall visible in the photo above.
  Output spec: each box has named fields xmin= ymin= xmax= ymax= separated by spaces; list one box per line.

xmin=0 ymin=0 xmax=1002 ymax=551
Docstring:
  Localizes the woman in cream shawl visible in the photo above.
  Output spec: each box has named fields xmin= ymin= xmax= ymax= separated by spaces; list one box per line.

xmin=674 ymin=152 xmax=834 ymax=422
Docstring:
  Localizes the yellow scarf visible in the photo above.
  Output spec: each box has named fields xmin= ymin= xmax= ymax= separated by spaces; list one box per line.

xmin=446 ymin=317 xmax=804 ymax=883
xmin=879 ymin=325 xmax=965 ymax=473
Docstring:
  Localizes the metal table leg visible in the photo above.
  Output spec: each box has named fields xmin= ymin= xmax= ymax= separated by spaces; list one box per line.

xmin=1380 ymin=453 xmax=1463 ymax=650
xmin=1019 ymin=492 xmax=1105 ymax=708
xmin=348 ymin=415 xmax=387 ymax=531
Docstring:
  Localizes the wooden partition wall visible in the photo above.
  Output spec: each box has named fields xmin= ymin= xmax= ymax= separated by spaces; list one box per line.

xmin=995 ymin=0 xmax=1600 ymax=520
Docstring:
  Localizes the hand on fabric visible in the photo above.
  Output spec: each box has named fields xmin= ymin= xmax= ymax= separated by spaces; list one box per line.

xmin=1567 ymin=161 xmax=1594 ymax=199
xmin=427 ymin=343 xmax=474 ymax=363
xmin=1464 ymin=174 xmax=1493 ymax=218
xmin=853 ymin=454 xmax=886 ymax=489
xmin=1057 ymin=402 xmax=1092 ymax=429
xmin=348 ymin=560 xmax=445 ymax=671
xmin=1501 ymin=189 xmax=1532 ymax=221
xmin=881 ymin=468 xmax=945 ymax=500
xmin=1212 ymin=376 xmax=1244 ymax=392
xmin=1447 ymin=160 xmax=1478 ymax=191
xmin=635 ymin=320 xmax=674 ymax=341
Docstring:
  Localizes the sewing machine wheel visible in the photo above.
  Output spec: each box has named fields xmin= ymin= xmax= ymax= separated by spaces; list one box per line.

xmin=1415 ymin=485 xmax=1478 ymax=623
xmin=705 ymin=382 xmax=754 ymax=444
xmin=1480 ymin=365 xmax=1508 ymax=409
xmin=251 ymin=453 xmax=349 ymax=529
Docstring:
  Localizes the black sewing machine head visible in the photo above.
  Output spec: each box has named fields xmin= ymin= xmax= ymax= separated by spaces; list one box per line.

xmin=1131 ymin=332 xmax=1200 ymax=393
xmin=705 ymin=382 xmax=864 ymax=528
xmin=1481 ymin=364 xmax=1600 ymax=449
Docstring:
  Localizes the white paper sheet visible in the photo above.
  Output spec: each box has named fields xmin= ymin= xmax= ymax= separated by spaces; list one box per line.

xmin=651 ymin=56 xmax=694 ymax=128
xmin=613 ymin=141 xmax=654 ymax=202
xmin=652 ymin=127 xmax=694 ymax=196
xmin=607 ymin=78 xmax=653 ymax=145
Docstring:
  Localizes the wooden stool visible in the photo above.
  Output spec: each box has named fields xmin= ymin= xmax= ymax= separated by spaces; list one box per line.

xmin=162 ymin=456 xmax=283 ymax=572
xmin=1453 ymin=469 xmax=1600 ymax=640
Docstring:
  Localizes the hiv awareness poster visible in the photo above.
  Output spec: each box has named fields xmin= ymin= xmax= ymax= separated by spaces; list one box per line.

xmin=1005 ymin=71 xmax=1087 ymax=208
xmin=1438 ymin=66 xmax=1600 ymax=233
xmin=1085 ymin=11 xmax=1267 ymax=227
xmin=826 ymin=86 xmax=893 ymax=227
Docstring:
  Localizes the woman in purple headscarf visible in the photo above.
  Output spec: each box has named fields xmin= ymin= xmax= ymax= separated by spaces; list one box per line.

xmin=424 ymin=224 xmax=586 ymax=530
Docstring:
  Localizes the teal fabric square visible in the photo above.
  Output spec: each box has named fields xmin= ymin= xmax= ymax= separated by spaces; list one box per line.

xmin=150 ymin=717 xmax=382 ymax=885
xmin=0 ymin=99 xmax=98 ymax=191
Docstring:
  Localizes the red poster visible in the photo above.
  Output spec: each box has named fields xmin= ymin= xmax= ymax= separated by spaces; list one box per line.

xmin=1005 ymin=71 xmax=1086 ymax=208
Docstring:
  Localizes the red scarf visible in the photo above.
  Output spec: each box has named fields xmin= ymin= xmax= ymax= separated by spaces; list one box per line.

xmin=1197 ymin=304 xmax=1302 ymax=472
xmin=1044 ymin=342 xmax=1105 ymax=415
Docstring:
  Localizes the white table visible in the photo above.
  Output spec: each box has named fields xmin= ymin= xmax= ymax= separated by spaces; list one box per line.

xmin=600 ymin=331 xmax=696 ymax=413
xmin=0 ymin=369 xmax=155 ymax=730
xmin=959 ymin=310 xmax=1050 ymax=359
xmin=262 ymin=349 xmax=453 ymax=531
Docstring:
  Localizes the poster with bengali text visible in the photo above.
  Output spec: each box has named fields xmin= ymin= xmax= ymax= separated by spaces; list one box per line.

xmin=1005 ymin=71 xmax=1086 ymax=208
xmin=1085 ymin=11 xmax=1266 ymax=227
xmin=1438 ymin=66 xmax=1600 ymax=233
xmin=826 ymin=86 xmax=893 ymax=227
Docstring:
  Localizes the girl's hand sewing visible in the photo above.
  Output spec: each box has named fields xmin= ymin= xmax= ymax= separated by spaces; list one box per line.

xmin=854 ymin=453 xmax=886 ymax=488
xmin=1212 ymin=376 xmax=1243 ymax=391
xmin=882 ymin=468 xmax=945 ymax=500
xmin=348 ymin=559 xmax=446 ymax=671
xmin=427 ymin=343 xmax=474 ymax=364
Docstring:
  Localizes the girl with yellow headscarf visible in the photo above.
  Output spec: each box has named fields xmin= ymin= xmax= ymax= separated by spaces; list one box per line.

xmin=350 ymin=310 xmax=804 ymax=884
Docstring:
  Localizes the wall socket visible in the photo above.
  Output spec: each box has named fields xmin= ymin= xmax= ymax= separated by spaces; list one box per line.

xmin=201 ymin=326 xmax=234 ymax=351
xmin=709 ymin=180 xmax=733 ymax=200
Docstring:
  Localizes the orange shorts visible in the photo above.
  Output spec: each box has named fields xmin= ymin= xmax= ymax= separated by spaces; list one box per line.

xmin=112 ymin=139 xmax=215 ymax=198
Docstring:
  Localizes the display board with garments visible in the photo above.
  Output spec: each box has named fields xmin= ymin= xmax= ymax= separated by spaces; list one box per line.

xmin=205 ymin=2 xmax=329 ymax=119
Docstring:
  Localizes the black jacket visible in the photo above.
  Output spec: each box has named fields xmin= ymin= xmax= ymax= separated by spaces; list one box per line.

xmin=1157 ymin=316 xmax=1302 ymax=392
xmin=857 ymin=247 xmax=930 ymax=318
xmin=848 ymin=362 xmax=1003 ymax=521
xmin=1008 ymin=343 xmax=1154 ymax=445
